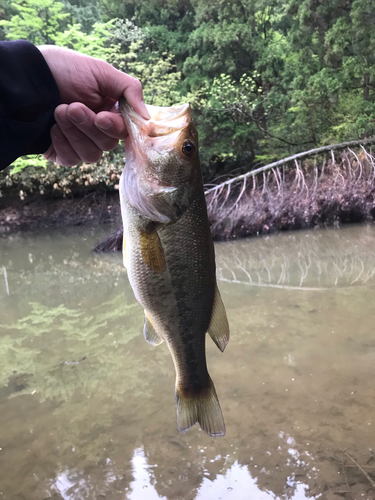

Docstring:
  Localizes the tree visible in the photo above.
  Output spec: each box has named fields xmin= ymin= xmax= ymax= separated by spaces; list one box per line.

xmin=0 ymin=0 xmax=69 ymax=44
xmin=62 ymin=0 xmax=102 ymax=34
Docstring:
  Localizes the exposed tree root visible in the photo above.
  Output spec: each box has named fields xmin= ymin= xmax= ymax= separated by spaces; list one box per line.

xmin=93 ymin=144 xmax=375 ymax=252
xmin=208 ymin=145 xmax=375 ymax=240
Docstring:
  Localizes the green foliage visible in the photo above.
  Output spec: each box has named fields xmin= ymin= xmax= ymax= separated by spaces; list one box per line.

xmin=0 ymin=149 xmax=124 ymax=198
xmin=2 ymin=0 xmax=375 ymax=192
xmin=9 ymin=155 xmax=47 ymax=175
xmin=127 ymin=49 xmax=184 ymax=106
xmin=0 ymin=0 xmax=69 ymax=44
xmin=62 ymin=0 xmax=102 ymax=34
xmin=53 ymin=19 xmax=116 ymax=58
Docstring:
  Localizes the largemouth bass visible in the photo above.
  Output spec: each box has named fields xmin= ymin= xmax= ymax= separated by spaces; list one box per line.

xmin=119 ymin=98 xmax=229 ymax=437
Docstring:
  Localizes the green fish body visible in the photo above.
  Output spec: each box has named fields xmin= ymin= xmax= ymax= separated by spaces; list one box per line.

xmin=119 ymin=98 xmax=229 ymax=437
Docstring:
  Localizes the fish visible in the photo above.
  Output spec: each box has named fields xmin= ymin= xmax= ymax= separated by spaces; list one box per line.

xmin=119 ymin=97 xmax=229 ymax=437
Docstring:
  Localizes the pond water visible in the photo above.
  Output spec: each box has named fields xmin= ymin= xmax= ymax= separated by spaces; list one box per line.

xmin=1 ymin=224 xmax=375 ymax=500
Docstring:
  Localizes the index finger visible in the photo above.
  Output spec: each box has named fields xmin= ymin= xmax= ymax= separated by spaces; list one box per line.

xmin=98 ymin=64 xmax=150 ymax=120
xmin=94 ymin=110 xmax=128 ymax=140
xmin=122 ymin=76 xmax=151 ymax=120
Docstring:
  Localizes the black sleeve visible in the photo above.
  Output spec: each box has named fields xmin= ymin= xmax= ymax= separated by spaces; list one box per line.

xmin=0 ymin=40 xmax=60 ymax=172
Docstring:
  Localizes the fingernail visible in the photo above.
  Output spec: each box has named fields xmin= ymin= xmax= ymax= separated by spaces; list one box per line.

xmin=96 ymin=116 xmax=114 ymax=131
xmin=140 ymin=101 xmax=151 ymax=120
xmin=68 ymin=107 xmax=87 ymax=124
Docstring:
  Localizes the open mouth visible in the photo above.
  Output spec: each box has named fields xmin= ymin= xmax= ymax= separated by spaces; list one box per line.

xmin=120 ymin=98 xmax=191 ymax=141
xmin=120 ymin=97 xmax=193 ymax=181
xmin=119 ymin=98 xmax=195 ymax=223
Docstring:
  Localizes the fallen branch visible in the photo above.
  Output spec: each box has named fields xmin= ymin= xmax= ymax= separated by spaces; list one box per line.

xmin=344 ymin=451 xmax=375 ymax=489
xmin=341 ymin=451 xmax=354 ymax=500
xmin=205 ymin=137 xmax=375 ymax=195
xmin=93 ymin=143 xmax=375 ymax=251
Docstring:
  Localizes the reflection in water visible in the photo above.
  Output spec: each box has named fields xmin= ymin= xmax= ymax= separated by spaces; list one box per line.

xmin=53 ymin=470 xmax=88 ymax=500
xmin=127 ymin=446 xmax=312 ymax=500
xmin=1 ymin=224 xmax=375 ymax=499
xmin=215 ymin=225 xmax=375 ymax=289
xmin=53 ymin=471 xmax=76 ymax=499
xmin=196 ymin=461 xmax=311 ymax=500
xmin=128 ymin=448 xmax=166 ymax=500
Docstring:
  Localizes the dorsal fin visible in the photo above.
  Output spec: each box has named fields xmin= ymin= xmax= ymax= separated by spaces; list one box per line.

xmin=144 ymin=310 xmax=164 ymax=346
xmin=208 ymin=286 xmax=229 ymax=352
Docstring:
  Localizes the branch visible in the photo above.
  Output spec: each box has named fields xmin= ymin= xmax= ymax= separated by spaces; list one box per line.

xmin=250 ymin=113 xmax=316 ymax=147
xmin=205 ymin=137 xmax=375 ymax=194
xmin=214 ymin=102 xmax=317 ymax=148
xmin=344 ymin=451 xmax=375 ymax=489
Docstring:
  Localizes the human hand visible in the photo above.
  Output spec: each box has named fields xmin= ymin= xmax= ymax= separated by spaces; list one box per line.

xmin=38 ymin=45 xmax=150 ymax=166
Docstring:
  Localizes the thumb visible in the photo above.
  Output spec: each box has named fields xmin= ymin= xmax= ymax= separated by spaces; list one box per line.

xmin=98 ymin=62 xmax=150 ymax=120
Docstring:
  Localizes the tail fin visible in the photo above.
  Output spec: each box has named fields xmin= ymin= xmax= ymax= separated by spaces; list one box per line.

xmin=175 ymin=379 xmax=225 ymax=437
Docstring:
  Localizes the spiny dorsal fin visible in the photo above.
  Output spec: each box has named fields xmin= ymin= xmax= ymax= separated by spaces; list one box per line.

xmin=139 ymin=230 xmax=166 ymax=273
xmin=144 ymin=310 xmax=164 ymax=346
xmin=208 ymin=286 xmax=229 ymax=352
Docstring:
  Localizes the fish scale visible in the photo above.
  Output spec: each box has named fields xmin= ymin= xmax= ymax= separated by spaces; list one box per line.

xmin=119 ymin=97 xmax=230 ymax=437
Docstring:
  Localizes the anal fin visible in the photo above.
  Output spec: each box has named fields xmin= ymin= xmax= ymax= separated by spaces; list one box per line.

xmin=208 ymin=286 xmax=230 ymax=352
xmin=144 ymin=310 xmax=164 ymax=346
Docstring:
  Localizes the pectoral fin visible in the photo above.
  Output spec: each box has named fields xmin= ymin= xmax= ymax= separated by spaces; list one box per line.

xmin=144 ymin=310 xmax=164 ymax=346
xmin=140 ymin=230 xmax=166 ymax=273
xmin=208 ymin=286 xmax=230 ymax=352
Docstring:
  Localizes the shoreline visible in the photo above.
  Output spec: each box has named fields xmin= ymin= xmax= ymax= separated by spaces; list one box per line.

xmin=3 ymin=148 xmax=375 ymax=250
xmin=0 ymin=191 xmax=122 ymax=235
xmin=2 ymin=184 xmax=375 ymax=253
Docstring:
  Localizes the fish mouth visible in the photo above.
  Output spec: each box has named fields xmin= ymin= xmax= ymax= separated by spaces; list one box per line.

xmin=119 ymin=98 xmax=194 ymax=223
xmin=120 ymin=98 xmax=193 ymax=194
xmin=120 ymin=99 xmax=191 ymax=140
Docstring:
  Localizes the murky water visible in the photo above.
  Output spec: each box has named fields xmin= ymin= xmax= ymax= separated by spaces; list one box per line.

xmin=1 ymin=224 xmax=375 ymax=500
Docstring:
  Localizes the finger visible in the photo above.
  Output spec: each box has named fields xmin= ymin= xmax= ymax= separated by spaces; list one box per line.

xmin=55 ymin=105 xmax=104 ymax=163
xmin=122 ymin=78 xmax=151 ymax=120
xmin=94 ymin=110 xmax=128 ymax=140
xmin=98 ymin=64 xmax=150 ymax=120
xmin=64 ymin=103 xmax=120 ymax=151
xmin=50 ymin=124 xmax=81 ymax=167
xmin=43 ymin=142 xmax=57 ymax=162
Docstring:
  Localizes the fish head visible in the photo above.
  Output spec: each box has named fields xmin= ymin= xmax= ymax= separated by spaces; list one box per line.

xmin=120 ymin=98 xmax=201 ymax=223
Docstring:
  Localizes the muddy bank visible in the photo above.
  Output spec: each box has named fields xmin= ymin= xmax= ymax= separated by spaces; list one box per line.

xmin=207 ymin=178 xmax=375 ymax=241
xmin=3 ymin=149 xmax=375 ymax=251
xmin=94 ymin=150 xmax=375 ymax=252
xmin=207 ymin=148 xmax=375 ymax=237
xmin=0 ymin=191 xmax=121 ymax=234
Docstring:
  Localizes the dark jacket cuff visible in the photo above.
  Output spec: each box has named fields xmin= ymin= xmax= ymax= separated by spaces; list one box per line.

xmin=0 ymin=40 xmax=60 ymax=171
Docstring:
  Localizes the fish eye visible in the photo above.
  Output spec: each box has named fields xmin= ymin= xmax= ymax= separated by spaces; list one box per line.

xmin=182 ymin=140 xmax=196 ymax=156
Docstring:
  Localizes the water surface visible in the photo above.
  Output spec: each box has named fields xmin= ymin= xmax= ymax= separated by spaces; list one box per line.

xmin=1 ymin=224 xmax=375 ymax=500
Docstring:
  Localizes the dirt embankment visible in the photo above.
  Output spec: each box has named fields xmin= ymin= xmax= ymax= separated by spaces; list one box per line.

xmin=3 ymin=149 xmax=375 ymax=251
xmin=94 ymin=149 xmax=375 ymax=251
xmin=207 ymin=151 xmax=375 ymax=240
xmin=0 ymin=191 xmax=121 ymax=234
